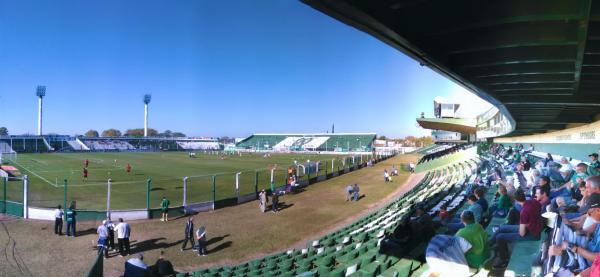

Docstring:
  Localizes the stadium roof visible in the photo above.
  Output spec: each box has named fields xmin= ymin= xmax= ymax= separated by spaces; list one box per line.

xmin=302 ymin=0 xmax=600 ymax=136
xmin=416 ymin=118 xmax=476 ymax=134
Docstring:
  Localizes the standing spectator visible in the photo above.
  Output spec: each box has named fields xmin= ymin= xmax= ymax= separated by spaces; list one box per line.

xmin=588 ymin=153 xmax=600 ymax=176
xmin=97 ymin=220 xmax=109 ymax=259
xmin=345 ymin=185 xmax=353 ymax=201
xmin=259 ymin=189 xmax=267 ymax=213
xmin=106 ymin=218 xmax=116 ymax=251
xmin=153 ymin=250 xmax=175 ymax=277
xmin=271 ymin=191 xmax=279 ymax=213
xmin=196 ymin=226 xmax=207 ymax=256
xmin=124 ymin=253 xmax=149 ymax=277
xmin=65 ymin=203 xmax=77 ymax=237
xmin=180 ymin=217 xmax=195 ymax=251
xmin=115 ymin=218 xmax=131 ymax=256
xmin=353 ymin=184 xmax=360 ymax=201
xmin=160 ymin=197 xmax=170 ymax=222
xmin=54 ymin=205 xmax=63 ymax=235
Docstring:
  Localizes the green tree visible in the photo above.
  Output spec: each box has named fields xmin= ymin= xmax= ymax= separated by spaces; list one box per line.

xmin=0 ymin=127 xmax=8 ymax=136
xmin=101 ymin=129 xmax=122 ymax=137
xmin=85 ymin=130 xmax=99 ymax=137
xmin=125 ymin=128 xmax=158 ymax=137
xmin=172 ymin=132 xmax=186 ymax=138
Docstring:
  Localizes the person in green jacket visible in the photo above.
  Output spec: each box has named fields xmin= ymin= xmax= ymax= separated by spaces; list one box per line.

xmin=492 ymin=185 xmax=512 ymax=218
xmin=455 ymin=211 xmax=489 ymax=269
xmin=160 ymin=197 xmax=170 ymax=222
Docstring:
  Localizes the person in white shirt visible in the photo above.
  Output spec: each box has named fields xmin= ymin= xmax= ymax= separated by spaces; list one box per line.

xmin=97 ymin=220 xmax=109 ymax=258
xmin=559 ymin=157 xmax=574 ymax=180
xmin=115 ymin=218 xmax=131 ymax=256
xmin=54 ymin=205 xmax=63 ymax=235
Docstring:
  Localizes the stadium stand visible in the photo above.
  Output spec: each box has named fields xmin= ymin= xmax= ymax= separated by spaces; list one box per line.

xmin=83 ymin=139 xmax=135 ymax=151
xmin=236 ymin=133 xmax=376 ymax=152
xmin=417 ymin=144 xmax=473 ymax=165
xmin=170 ymin=158 xmax=480 ymax=277
xmin=176 ymin=141 xmax=220 ymax=150
xmin=0 ymin=136 xmax=49 ymax=153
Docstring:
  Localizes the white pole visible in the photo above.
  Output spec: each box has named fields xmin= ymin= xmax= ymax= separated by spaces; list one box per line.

xmin=37 ymin=97 xmax=43 ymax=136
xmin=332 ymin=159 xmax=335 ymax=171
xmin=235 ymin=172 xmax=241 ymax=198
xmin=144 ymin=103 xmax=148 ymax=137
xmin=183 ymin=177 xmax=188 ymax=213
xmin=23 ymin=175 xmax=29 ymax=219
xmin=270 ymin=168 xmax=275 ymax=184
xmin=106 ymin=179 xmax=112 ymax=218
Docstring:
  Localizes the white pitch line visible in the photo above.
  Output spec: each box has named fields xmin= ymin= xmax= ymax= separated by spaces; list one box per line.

xmin=11 ymin=160 xmax=59 ymax=188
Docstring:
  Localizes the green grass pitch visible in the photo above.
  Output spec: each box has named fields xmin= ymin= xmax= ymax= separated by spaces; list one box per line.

xmin=4 ymin=152 xmax=363 ymax=210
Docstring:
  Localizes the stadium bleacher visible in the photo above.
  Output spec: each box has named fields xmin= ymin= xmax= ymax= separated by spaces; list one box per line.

xmin=236 ymin=133 xmax=376 ymax=152
xmin=83 ymin=139 xmax=135 ymax=151
xmin=172 ymin=158 xmax=480 ymax=277
xmin=0 ymin=136 xmax=49 ymax=153
xmin=176 ymin=141 xmax=220 ymax=150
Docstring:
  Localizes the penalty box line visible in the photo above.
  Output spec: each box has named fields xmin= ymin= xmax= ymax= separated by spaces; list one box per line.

xmin=11 ymin=160 xmax=59 ymax=188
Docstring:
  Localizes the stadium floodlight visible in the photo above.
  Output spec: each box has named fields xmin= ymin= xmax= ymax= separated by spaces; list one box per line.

xmin=36 ymin=86 xmax=46 ymax=136
xmin=143 ymin=94 xmax=151 ymax=137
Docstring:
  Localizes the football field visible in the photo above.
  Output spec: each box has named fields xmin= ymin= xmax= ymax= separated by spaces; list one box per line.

xmin=4 ymin=152 xmax=353 ymax=210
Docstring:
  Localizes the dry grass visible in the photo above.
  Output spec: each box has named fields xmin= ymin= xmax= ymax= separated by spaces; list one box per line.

xmin=0 ymin=154 xmax=421 ymax=277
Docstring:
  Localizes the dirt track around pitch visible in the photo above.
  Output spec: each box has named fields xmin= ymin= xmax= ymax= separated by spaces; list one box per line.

xmin=1 ymin=154 xmax=423 ymax=277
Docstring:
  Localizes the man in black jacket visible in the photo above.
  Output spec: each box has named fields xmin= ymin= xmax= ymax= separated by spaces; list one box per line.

xmin=180 ymin=217 xmax=194 ymax=251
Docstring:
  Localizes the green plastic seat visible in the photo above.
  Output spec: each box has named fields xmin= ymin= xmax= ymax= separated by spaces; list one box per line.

xmin=329 ymin=267 xmax=345 ymax=277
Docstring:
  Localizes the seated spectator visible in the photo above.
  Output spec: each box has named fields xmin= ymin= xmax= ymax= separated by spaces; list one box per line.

xmin=549 ymin=193 xmax=600 ymax=274
xmin=490 ymin=185 xmax=512 ymax=218
xmin=410 ymin=207 xmax=435 ymax=242
xmin=438 ymin=206 xmax=450 ymax=224
xmin=559 ymin=157 xmax=574 ymax=181
xmin=489 ymin=189 xmax=543 ymax=268
xmin=528 ymin=169 xmax=541 ymax=194
xmin=447 ymin=195 xmax=483 ymax=232
xmin=535 ymin=186 xmax=550 ymax=212
xmin=560 ymin=176 xmax=600 ymax=228
xmin=552 ymin=163 xmax=588 ymax=200
xmin=474 ymin=187 xmax=488 ymax=214
xmin=124 ymin=253 xmax=150 ymax=277
xmin=152 ymin=250 xmax=175 ymax=277
xmin=521 ymin=156 xmax=531 ymax=171
xmin=455 ymin=211 xmax=489 ymax=269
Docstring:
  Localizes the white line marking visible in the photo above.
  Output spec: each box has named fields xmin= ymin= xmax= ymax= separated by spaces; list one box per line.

xmin=11 ymin=160 xmax=58 ymax=188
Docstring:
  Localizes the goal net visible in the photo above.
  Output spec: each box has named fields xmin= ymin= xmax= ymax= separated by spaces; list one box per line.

xmin=0 ymin=151 xmax=17 ymax=164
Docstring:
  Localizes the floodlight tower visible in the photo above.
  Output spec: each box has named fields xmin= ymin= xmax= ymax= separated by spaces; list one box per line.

xmin=36 ymin=86 xmax=46 ymax=136
xmin=143 ymin=94 xmax=151 ymax=137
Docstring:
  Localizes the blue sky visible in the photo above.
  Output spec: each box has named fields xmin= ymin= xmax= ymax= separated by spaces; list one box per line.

xmin=0 ymin=0 xmax=489 ymax=138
